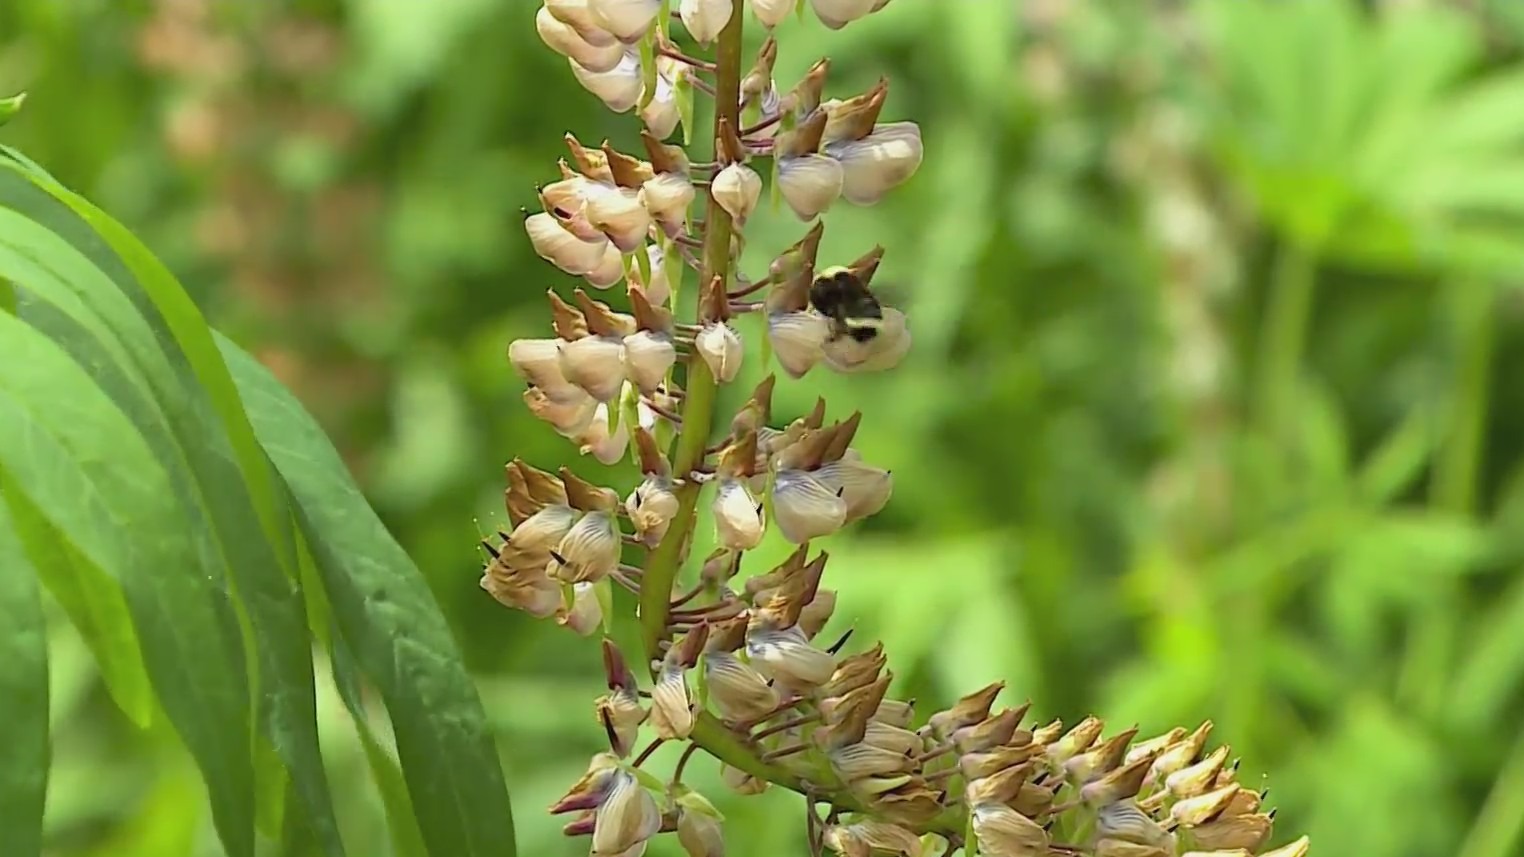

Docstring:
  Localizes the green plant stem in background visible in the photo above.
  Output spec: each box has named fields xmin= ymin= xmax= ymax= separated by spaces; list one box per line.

xmin=1254 ymin=241 xmax=1317 ymax=442
xmin=1457 ymin=727 xmax=1524 ymax=857
xmin=1432 ymin=279 xmax=1493 ymax=517
xmin=638 ymin=7 xmax=743 ymax=667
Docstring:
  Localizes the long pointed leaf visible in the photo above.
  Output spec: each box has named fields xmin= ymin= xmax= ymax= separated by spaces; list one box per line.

xmin=218 ymin=333 xmax=516 ymax=857
xmin=0 ymin=311 xmax=255 ymax=857
xmin=0 ymin=501 xmax=49 ymax=857
xmin=0 ymin=161 xmax=346 ymax=855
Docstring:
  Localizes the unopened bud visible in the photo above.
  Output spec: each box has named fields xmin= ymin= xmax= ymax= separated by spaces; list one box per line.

xmin=696 ymin=322 xmax=743 ymax=383
xmin=537 ymin=6 xmax=624 ymax=72
xmin=711 ymin=163 xmax=762 ymax=224
xmin=679 ymin=0 xmax=732 ymax=44
xmin=526 ymin=211 xmax=610 ymax=275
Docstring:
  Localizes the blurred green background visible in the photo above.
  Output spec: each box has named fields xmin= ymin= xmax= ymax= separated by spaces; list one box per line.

xmin=7 ymin=0 xmax=1524 ymax=855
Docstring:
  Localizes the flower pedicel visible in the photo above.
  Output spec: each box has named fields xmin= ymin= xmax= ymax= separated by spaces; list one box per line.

xmin=491 ymin=4 xmax=1311 ymax=857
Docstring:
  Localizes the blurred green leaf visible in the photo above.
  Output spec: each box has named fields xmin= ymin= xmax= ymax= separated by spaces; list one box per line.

xmin=218 ymin=334 xmax=516 ymax=857
xmin=0 ymin=503 xmax=49 ymax=857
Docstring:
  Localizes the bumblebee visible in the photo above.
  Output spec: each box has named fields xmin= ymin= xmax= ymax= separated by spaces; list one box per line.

xmin=808 ymin=266 xmax=885 ymax=343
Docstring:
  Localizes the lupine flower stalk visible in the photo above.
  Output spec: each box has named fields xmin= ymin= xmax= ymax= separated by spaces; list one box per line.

xmin=494 ymin=4 xmax=1311 ymax=857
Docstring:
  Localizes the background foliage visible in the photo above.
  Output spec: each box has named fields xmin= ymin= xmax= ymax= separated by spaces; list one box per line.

xmin=6 ymin=1 xmax=1524 ymax=856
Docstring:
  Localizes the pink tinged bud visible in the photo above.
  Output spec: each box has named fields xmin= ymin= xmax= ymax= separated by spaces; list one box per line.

xmin=571 ymin=51 xmax=644 ymax=112
xmin=577 ymin=403 xmax=631 ymax=465
xmin=597 ymin=688 xmax=648 ymax=757
xmin=649 ymin=662 xmax=695 ymax=739
xmin=825 ymin=122 xmax=924 ymax=205
xmin=626 ymin=475 xmax=680 ymax=547
xmin=746 ymin=626 xmax=836 ymax=688
xmin=592 ymin=770 xmax=662 ymax=856
xmin=713 ymin=478 xmax=765 ymax=550
xmin=622 ymin=330 xmax=676 ymax=394
xmin=711 ymin=163 xmax=762 ymax=224
xmin=675 ymin=789 xmax=726 ymax=857
xmin=679 ymin=0 xmax=732 ymax=45
xmin=550 ymin=752 xmax=622 ymax=814
xmin=537 ymin=6 xmax=625 ymax=72
xmin=767 ymin=310 xmax=830 ymax=378
xmin=557 ymin=581 xmax=603 ymax=635
xmin=552 ymin=510 xmax=620 ymax=583
xmin=822 ymin=306 xmax=911 ymax=374
xmin=526 ymin=211 xmax=609 ymax=275
xmin=589 ymin=0 xmax=662 ymax=41
xmin=559 ymin=336 xmax=627 ymax=401
xmin=696 ymin=322 xmax=743 ymax=383
xmin=703 ymin=652 xmax=779 ymax=721
xmin=720 ymin=764 xmax=768 ymax=794
xmin=751 ymin=0 xmax=792 ymax=27
xmin=776 ymin=154 xmax=844 ymax=221
xmin=770 ymin=469 xmax=847 ymax=543
xmin=809 ymin=0 xmax=878 ymax=30
xmin=969 ymin=805 xmax=1049 ymax=857
xmin=563 ymin=810 xmax=599 ymax=837
xmin=813 ymin=459 xmax=892 ymax=522
xmin=642 ymin=176 xmax=695 ymax=240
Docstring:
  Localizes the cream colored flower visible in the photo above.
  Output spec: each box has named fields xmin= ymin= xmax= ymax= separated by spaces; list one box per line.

xmin=776 ymin=153 xmax=844 ymax=221
xmin=770 ymin=468 xmax=847 ymax=543
xmin=679 ymin=0 xmax=732 ymax=45
xmin=711 ymin=163 xmax=761 ymax=224
xmin=825 ymin=121 xmax=923 ymax=205
xmin=589 ymin=0 xmax=662 ymax=41
xmin=767 ymin=310 xmax=830 ymax=378
xmin=713 ymin=477 xmax=764 ymax=549
xmin=536 ymin=5 xmax=624 ymax=72
xmin=696 ymin=322 xmax=742 ymax=383
xmin=571 ymin=50 xmax=644 ymax=112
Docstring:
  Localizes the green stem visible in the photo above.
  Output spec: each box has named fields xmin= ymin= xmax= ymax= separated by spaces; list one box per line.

xmin=1254 ymin=241 xmax=1316 ymax=442
xmin=1432 ymin=279 xmax=1493 ymax=516
xmin=1457 ymin=728 xmax=1524 ymax=857
xmin=636 ymin=8 xmax=743 ymax=661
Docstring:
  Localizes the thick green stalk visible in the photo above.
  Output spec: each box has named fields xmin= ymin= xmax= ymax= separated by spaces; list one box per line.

xmin=638 ymin=7 xmax=744 ymax=664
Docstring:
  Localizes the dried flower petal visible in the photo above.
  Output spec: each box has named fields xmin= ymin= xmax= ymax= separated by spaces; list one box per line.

xmin=625 ymin=475 xmax=680 ymax=547
xmin=746 ymin=625 xmax=835 ymax=688
xmin=696 ymin=322 xmax=743 ymax=383
xmin=552 ymin=510 xmax=620 ymax=583
xmin=713 ymin=477 xmax=764 ymax=550
xmin=768 ymin=310 xmax=830 ymax=378
xmin=825 ymin=121 xmax=923 ymax=204
xmin=771 ymin=468 xmax=848 ymax=543
xmin=777 ymin=153 xmax=844 ymax=221
xmin=970 ymin=804 xmax=1048 ymax=857
xmin=704 ymin=651 xmax=779 ymax=721
xmin=592 ymin=769 xmax=661 ymax=856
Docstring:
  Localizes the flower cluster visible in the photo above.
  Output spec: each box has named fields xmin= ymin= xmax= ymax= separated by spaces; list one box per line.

xmin=487 ymin=3 xmax=1310 ymax=857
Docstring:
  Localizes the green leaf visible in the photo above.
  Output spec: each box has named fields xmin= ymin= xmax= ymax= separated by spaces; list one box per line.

xmin=0 ymin=92 xmax=24 ymax=127
xmin=0 ymin=501 xmax=48 ymax=857
xmin=1450 ymin=573 xmax=1524 ymax=727
xmin=0 ymin=312 xmax=255 ymax=857
xmin=0 ymin=476 xmax=152 ymax=727
xmin=0 ymin=163 xmax=346 ymax=855
xmin=218 ymin=334 xmax=516 ymax=857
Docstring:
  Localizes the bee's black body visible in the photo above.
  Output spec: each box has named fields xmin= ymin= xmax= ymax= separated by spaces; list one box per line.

xmin=808 ymin=267 xmax=884 ymax=343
